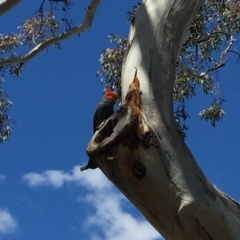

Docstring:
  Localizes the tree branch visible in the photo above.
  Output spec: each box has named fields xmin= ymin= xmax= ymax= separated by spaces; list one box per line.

xmin=220 ymin=35 xmax=236 ymax=62
xmin=0 ymin=0 xmax=21 ymax=16
xmin=177 ymin=57 xmax=205 ymax=80
xmin=178 ymin=36 xmax=238 ymax=80
xmin=197 ymin=31 xmax=230 ymax=44
xmin=228 ymin=49 xmax=240 ymax=63
xmin=199 ymin=35 xmax=236 ymax=76
xmin=0 ymin=0 xmax=101 ymax=66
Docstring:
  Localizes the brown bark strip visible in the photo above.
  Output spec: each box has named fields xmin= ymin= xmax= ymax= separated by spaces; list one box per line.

xmin=123 ymin=69 xmax=142 ymax=115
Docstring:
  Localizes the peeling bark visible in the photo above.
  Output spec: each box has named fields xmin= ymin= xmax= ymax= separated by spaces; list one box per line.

xmin=85 ymin=0 xmax=240 ymax=239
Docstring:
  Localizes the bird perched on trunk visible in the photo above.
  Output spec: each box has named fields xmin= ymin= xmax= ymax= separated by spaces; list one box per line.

xmin=80 ymin=88 xmax=118 ymax=171
xmin=93 ymin=88 xmax=118 ymax=132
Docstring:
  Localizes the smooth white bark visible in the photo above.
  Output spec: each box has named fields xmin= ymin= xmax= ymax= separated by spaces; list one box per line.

xmin=88 ymin=1 xmax=240 ymax=239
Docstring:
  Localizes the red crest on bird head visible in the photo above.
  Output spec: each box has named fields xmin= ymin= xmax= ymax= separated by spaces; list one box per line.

xmin=104 ymin=88 xmax=118 ymax=100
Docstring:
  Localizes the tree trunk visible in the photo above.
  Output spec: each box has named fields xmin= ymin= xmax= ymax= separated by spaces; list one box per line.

xmin=87 ymin=0 xmax=240 ymax=239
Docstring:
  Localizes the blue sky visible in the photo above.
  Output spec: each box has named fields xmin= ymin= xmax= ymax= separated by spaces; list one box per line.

xmin=1 ymin=1 xmax=240 ymax=240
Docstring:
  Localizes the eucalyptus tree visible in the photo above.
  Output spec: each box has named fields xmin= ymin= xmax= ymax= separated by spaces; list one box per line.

xmin=1 ymin=0 xmax=240 ymax=239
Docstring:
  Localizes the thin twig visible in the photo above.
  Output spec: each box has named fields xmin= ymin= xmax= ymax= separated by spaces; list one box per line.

xmin=228 ymin=49 xmax=240 ymax=64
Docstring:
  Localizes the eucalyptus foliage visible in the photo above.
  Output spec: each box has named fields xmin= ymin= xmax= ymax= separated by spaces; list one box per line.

xmin=97 ymin=0 xmax=240 ymax=137
xmin=0 ymin=77 xmax=12 ymax=142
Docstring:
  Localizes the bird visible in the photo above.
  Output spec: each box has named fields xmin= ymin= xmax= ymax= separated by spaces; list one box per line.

xmin=80 ymin=88 xmax=118 ymax=171
xmin=93 ymin=88 xmax=118 ymax=132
